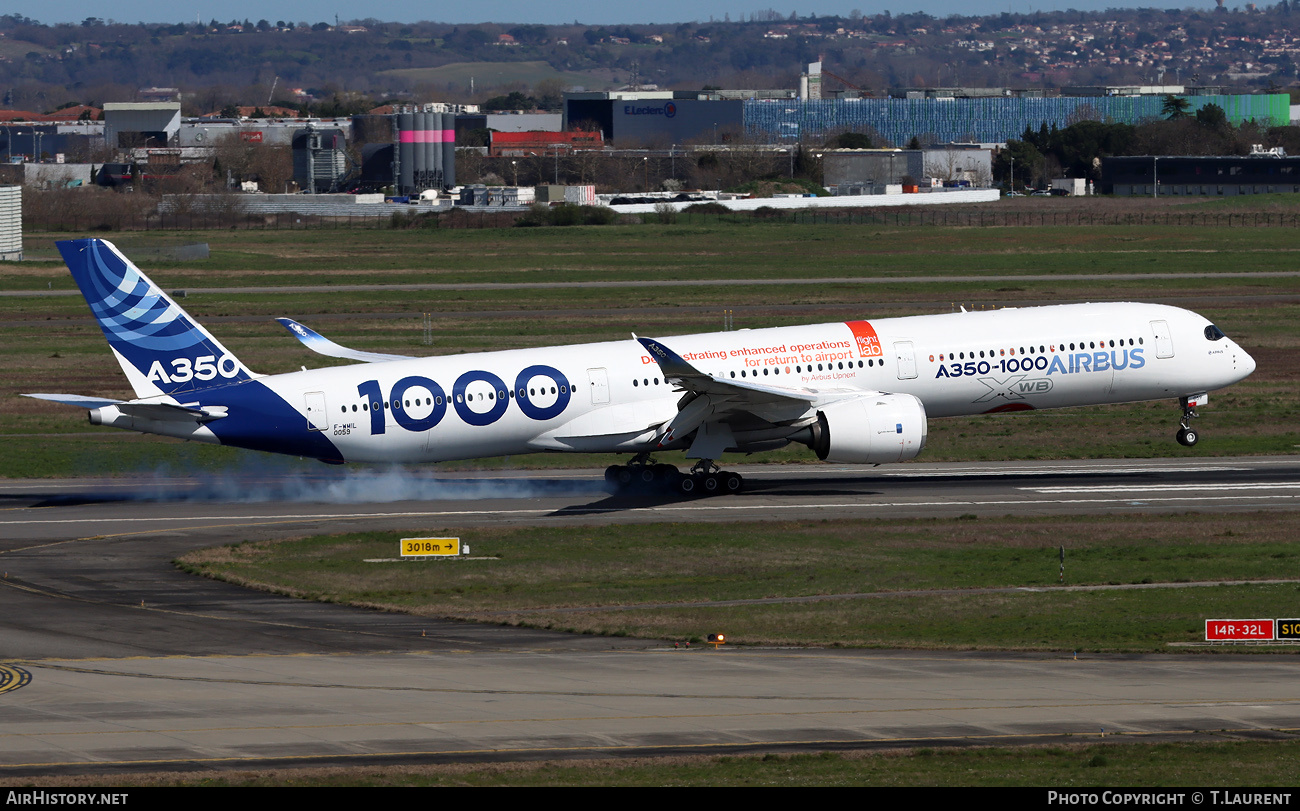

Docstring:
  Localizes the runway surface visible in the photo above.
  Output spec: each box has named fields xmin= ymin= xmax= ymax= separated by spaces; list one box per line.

xmin=2 ymin=456 xmax=1299 ymax=775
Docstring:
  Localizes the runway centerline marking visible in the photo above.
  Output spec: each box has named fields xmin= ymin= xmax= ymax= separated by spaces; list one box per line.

xmin=1024 ymin=483 xmax=1300 ymax=493
xmin=887 ymin=465 xmax=1250 ymax=477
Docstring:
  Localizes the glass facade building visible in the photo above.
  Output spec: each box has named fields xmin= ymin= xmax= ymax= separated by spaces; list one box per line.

xmin=743 ymin=94 xmax=1290 ymax=145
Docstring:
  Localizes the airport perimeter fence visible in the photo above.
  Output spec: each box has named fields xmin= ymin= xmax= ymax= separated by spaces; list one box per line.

xmin=676 ymin=208 xmax=1300 ymax=228
xmin=24 ymin=206 xmax=1300 ymax=232
xmin=25 ymin=208 xmax=531 ymax=232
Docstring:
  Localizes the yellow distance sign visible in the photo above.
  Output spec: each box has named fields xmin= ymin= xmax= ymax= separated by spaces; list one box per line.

xmin=401 ymin=537 xmax=461 ymax=557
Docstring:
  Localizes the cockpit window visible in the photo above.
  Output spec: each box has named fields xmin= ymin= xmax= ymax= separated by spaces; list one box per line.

xmin=1204 ymin=325 xmax=1226 ymax=341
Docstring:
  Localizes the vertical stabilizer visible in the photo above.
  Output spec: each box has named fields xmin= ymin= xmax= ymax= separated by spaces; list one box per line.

xmin=57 ymin=238 xmax=255 ymax=399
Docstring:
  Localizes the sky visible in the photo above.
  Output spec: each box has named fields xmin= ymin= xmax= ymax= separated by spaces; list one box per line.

xmin=34 ymin=1 xmax=1231 ymax=27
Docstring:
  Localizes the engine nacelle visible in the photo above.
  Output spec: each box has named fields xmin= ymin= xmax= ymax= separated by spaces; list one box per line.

xmin=803 ymin=394 xmax=928 ymax=464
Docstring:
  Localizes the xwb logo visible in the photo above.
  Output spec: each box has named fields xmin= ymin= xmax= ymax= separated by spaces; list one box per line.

xmin=972 ymin=375 xmax=1054 ymax=403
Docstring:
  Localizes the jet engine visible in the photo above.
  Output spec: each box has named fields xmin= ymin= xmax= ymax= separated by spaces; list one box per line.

xmin=798 ymin=394 xmax=928 ymax=464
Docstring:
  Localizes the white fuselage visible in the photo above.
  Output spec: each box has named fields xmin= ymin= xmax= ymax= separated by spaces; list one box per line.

xmin=244 ymin=302 xmax=1252 ymax=464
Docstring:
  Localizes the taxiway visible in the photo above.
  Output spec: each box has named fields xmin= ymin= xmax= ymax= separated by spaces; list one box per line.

xmin=1 ymin=456 xmax=1298 ymax=775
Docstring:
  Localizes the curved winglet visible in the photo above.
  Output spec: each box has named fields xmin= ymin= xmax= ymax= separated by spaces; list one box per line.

xmin=637 ymin=336 xmax=818 ymax=404
xmin=276 ymin=318 xmax=414 ymax=364
xmin=636 ymin=336 xmax=699 ymax=379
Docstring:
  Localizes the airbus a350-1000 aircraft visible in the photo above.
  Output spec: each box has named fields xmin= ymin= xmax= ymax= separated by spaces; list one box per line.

xmin=27 ymin=239 xmax=1256 ymax=496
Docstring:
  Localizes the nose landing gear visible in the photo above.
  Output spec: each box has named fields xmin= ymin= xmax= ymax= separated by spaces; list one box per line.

xmin=1176 ymin=393 xmax=1207 ymax=447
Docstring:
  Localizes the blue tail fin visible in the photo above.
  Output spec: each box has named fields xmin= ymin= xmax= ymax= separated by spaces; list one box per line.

xmin=58 ymin=239 xmax=255 ymax=398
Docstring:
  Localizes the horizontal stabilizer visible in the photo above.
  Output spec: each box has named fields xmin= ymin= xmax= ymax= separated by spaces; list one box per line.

xmin=23 ymin=393 xmax=123 ymax=409
xmin=23 ymin=393 xmax=225 ymax=423
xmin=114 ymin=402 xmax=224 ymax=422
xmin=276 ymin=318 xmax=414 ymax=363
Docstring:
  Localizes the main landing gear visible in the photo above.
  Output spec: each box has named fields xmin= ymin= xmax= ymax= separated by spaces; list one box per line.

xmin=604 ymin=455 xmax=744 ymax=497
xmin=1176 ymin=395 xmax=1200 ymax=447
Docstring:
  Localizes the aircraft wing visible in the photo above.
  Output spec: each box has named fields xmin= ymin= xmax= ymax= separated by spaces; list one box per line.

xmin=276 ymin=318 xmax=415 ymax=363
xmin=637 ymin=336 xmax=865 ymax=456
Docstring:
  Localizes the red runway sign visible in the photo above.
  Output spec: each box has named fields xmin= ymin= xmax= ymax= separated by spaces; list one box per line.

xmin=1205 ymin=619 xmax=1274 ymax=641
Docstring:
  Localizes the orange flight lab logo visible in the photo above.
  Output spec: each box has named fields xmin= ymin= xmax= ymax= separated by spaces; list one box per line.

xmin=845 ymin=321 xmax=883 ymax=358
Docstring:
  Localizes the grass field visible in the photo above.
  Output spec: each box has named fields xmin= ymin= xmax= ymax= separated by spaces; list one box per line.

xmin=177 ymin=513 xmax=1300 ymax=651
xmin=10 ymin=741 xmax=1300 ymax=786
xmin=10 ymin=213 xmax=1300 ymax=782
xmin=11 ymin=222 xmax=1300 ymax=285
xmin=3 ymin=220 xmax=1299 ymax=477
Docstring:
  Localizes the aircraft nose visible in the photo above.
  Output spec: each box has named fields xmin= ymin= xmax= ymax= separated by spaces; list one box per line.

xmin=1239 ymin=345 xmax=1256 ymax=379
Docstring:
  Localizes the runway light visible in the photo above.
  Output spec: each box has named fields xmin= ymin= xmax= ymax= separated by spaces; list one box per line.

xmin=707 ymin=633 xmax=726 ymax=649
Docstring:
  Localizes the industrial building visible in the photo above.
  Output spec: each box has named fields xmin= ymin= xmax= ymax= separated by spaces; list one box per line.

xmin=564 ymin=92 xmax=744 ymax=144
xmin=823 ymin=146 xmax=993 ymax=194
xmin=1100 ymin=151 xmax=1300 ymax=196
xmin=565 ymin=88 xmax=1290 ymax=148
xmin=0 ymin=120 xmax=101 ymax=162
xmin=103 ymin=103 xmax=181 ymax=149
xmin=489 ymin=130 xmax=602 ymax=156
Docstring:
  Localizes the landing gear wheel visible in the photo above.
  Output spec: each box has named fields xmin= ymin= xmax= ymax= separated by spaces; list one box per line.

xmin=723 ymin=472 xmax=744 ymax=494
xmin=677 ymin=475 xmax=698 ymax=497
xmin=700 ymin=473 xmax=720 ymax=494
xmin=1175 ymin=395 xmax=1204 ymax=448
